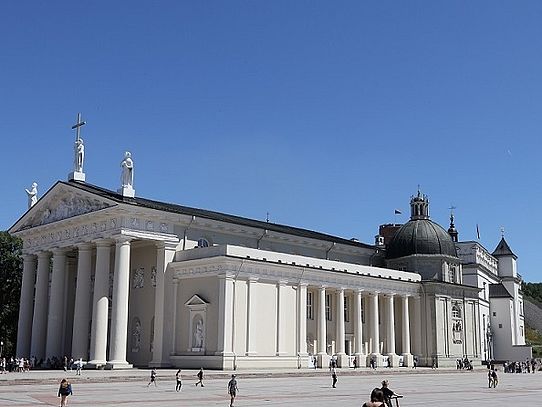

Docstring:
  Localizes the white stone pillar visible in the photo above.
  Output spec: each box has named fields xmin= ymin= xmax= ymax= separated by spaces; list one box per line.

xmin=71 ymin=243 xmax=93 ymax=360
xmin=88 ymin=239 xmax=112 ymax=367
xmin=317 ymin=286 xmax=327 ymax=354
xmin=401 ymin=295 xmax=413 ymax=366
xmin=370 ymin=292 xmax=380 ymax=354
xmin=245 ymin=278 xmax=258 ymax=356
xmin=30 ymin=251 xmax=51 ymax=360
xmin=276 ymin=281 xmax=287 ymax=356
xmin=150 ymin=242 xmax=177 ymax=367
xmin=386 ymin=294 xmax=400 ymax=367
xmin=354 ymin=289 xmax=365 ymax=364
xmin=297 ymin=283 xmax=308 ymax=356
xmin=17 ymin=254 xmax=37 ymax=357
xmin=336 ymin=288 xmax=348 ymax=367
xmin=216 ymin=275 xmax=235 ymax=357
xmin=45 ymin=248 xmax=67 ymax=359
xmin=107 ymin=237 xmax=132 ymax=368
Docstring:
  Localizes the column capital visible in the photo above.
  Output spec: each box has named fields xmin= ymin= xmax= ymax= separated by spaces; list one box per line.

xmin=94 ymin=238 xmax=113 ymax=247
xmin=247 ymin=277 xmax=259 ymax=283
xmin=298 ymin=282 xmax=308 ymax=288
xmin=22 ymin=253 xmax=37 ymax=262
xmin=37 ymin=250 xmax=52 ymax=259
xmin=384 ymin=293 xmax=395 ymax=299
xmin=318 ymin=285 xmax=327 ymax=291
xmin=51 ymin=247 xmax=69 ymax=256
xmin=277 ymin=280 xmax=288 ymax=287
xmin=77 ymin=242 xmax=94 ymax=251
xmin=114 ymin=236 xmax=132 ymax=245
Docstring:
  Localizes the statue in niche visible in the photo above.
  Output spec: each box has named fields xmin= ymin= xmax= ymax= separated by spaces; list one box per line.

xmin=25 ymin=182 xmax=38 ymax=208
xmin=151 ymin=266 xmax=157 ymax=287
xmin=74 ymin=138 xmax=85 ymax=172
xmin=120 ymin=151 xmax=134 ymax=188
xmin=193 ymin=318 xmax=204 ymax=349
xmin=133 ymin=267 xmax=144 ymax=289
xmin=132 ymin=318 xmax=141 ymax=353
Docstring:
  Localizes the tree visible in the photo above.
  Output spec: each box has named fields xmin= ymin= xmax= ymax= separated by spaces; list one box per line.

xmin=0 ymin=231 xmax=22 ymax=357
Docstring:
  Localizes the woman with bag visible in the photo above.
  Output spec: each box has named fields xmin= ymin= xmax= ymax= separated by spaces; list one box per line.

xmin=57 ymin=378 xmax=73 ymax=407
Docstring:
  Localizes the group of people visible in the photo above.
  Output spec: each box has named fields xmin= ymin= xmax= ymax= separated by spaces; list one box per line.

xmin=456 ymin=357 xmax=473 ymax=370
xmin=503 ymin=358 xmax=539 ymax=373
xmin=146 ymin=367 xmax=239 ymax=406
xmin=0 ymin=357 xmax=30 ymax=373
xmin=362 ymin=380 xmax=403 ymax=407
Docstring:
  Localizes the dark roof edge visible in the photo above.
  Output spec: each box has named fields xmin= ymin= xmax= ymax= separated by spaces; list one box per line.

xmin=63 ymin=181 xmax=377 ymax=250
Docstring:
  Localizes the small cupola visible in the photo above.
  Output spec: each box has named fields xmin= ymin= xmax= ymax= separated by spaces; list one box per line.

xmin=410 ymin=189 xmax=430 ymax=220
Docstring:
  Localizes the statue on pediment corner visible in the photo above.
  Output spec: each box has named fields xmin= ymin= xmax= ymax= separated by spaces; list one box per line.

xmin=25 ymin=182 xmax=38 ymax=209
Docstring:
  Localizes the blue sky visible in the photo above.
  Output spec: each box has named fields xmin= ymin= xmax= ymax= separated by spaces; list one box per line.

xmin=1 ymin=1 xmax=541 ymax=281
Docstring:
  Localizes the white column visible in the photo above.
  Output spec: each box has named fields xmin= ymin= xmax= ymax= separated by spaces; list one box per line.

xmin=30 ymin=251 xmax=51 ymax=360
xmin=297 ymin=283 xmax=308 ymax=356
xmin=276 ymin=281 xmax=287 ymax=355
xmin=317 ymin=286 xmax=327 ymax=355
xmin=71 ymin=243 xmax=93 ymax=360
xmin=370 ymin=292 xmax=380 ymax=354
xmin=245 ymin=278 xmax=258 ymax=356
xmin=386 ymin=294 xmax=396 ymax=355
xmin=401 ymin=295 xmax=411 ymax=355
xmin=107 ymin=238 xmax=132 ymax=368
xmin=17 ymin=254 xmax=37 ymax=357
xmin=354 ymin=290 xmax=364 ymax=352
xmin=88 ymin=239 xmax=112 ymax=366
xmin=411 ymin=296 xmax=422 ymax=356
xmin=150 ymin=242 xmax=177 ymax=367
xmin=216 ymin=275 xmax=234 ymax=356
xmin=336 ymin=289 xmax=346 ymax=353
xmin=45 ymin=248 xmax=67 ymax=359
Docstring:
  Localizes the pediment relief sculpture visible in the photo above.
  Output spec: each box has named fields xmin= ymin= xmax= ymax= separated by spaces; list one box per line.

xmin=21 ymin=190 xmax=113 ymax=230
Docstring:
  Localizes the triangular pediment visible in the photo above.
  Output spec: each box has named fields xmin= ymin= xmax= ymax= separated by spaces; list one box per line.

xmin=184 ymin=294 xmax=209 ymax=306
xmin=10 ymin=181 xmax=117 ymax=233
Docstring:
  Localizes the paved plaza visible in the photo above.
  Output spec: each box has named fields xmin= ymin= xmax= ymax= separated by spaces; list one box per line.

xmin=1 ymin=368 xmax=541 ymax=406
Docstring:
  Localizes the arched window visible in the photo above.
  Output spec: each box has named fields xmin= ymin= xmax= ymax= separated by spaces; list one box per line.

xmin=449 ymin=267 xmax=456 ymax=283
xmin=197 ymin=238 xmax=209 ymax=248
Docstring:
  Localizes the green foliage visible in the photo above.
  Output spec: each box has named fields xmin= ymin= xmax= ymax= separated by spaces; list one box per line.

xmin=522 ymin=282 xmax=542 ymax=304
xmin=525 ymin=326 xmax=542 ymax=358
xmin=0 ymin=231 xmax=23 ymax=357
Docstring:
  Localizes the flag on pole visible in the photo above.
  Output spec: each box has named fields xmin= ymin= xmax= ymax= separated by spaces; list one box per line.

xmin=476 ymin=224 xmax=480 ymax=240
xmin=394 ymin=209 xmax=402 ymax=215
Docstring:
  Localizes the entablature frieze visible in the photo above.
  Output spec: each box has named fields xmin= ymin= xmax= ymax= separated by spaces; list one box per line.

xmin=169 ymin=256 xmax=420 ymax=297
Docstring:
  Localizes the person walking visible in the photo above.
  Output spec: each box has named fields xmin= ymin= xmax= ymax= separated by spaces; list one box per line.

xmin=331 ymin=366 xmax=338 ymax=388
xmin=147 ymin=368 xmax=157 ymax=387
xmin=75 ymin=359 xmax=82 ymax=376
xmin=228 ymin=374 xmax=239 ymax=407
xmin=57 ymin=378 xmax=73 ymax=407
xmin=381 ymin=380 xmax=402 ymax=407
xmin=195 ymin=367 xmax=205 ymax=387
xmin=491 ymin=369 xmax=498 ymax=388
xmin=175 ymin=369 xmax=182 ymax=392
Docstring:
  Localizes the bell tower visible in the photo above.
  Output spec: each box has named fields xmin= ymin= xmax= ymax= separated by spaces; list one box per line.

xmin=410 ymin=188 xmax=429 ymax=220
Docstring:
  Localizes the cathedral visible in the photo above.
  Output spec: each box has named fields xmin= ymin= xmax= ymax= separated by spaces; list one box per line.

xmin=10 ymin=138 xmax=531 ymax=369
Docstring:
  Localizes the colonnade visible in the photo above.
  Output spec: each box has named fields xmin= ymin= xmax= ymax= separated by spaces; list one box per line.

xmin=305 ymin=286 xmax=414 ymax=367
xmin=16 ymin=237 xmax=134 ymax=368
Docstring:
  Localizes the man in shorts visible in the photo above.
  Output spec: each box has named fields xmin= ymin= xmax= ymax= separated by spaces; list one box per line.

xmin=147 ymin=368 xmax=157 ymax=387
xmin=228 ymin=374 xmax=239 ymax=407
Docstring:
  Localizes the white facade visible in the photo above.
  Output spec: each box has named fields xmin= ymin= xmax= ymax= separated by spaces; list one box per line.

xmin=11 ymin=180 xmax=491 ymax=369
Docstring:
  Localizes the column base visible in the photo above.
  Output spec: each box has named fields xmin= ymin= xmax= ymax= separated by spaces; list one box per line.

xmin=317 ymin=352 xmax=330 ymax=368
xmin=105 ymin=361 xmax=133 ymax=370
xmin=276 ymin=351 xmax=288 ymax=356
xmin=402 ymin=353 xmax=414 ymax=367
xmin=387 ymin=353 xmax=400 ymax=367
xmin=245 ymin=351 xmax=258 ymax=356
xmin=336 ymin=352 xmax=349 ymax=368
xmin=354 ymin=353 xmax=366 ymax=368
xmin=367 ymin=353 xmax=382 ymax=368
xmin=85 ymin=361 xmax=107 ymax=369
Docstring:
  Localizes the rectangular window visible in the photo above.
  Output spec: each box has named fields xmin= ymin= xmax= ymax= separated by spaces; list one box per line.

xmin=344 ymin=296 xmax=350 ymax=322
xmin=307 ymin=292 xmax=314 ymax=320
xmin=325 ymin=294 xmax=332 ymax=321
xmin=492 ymin=312 xmax=496 ymax=317
xmin=499 ymin=324 xmax=503 ymax=329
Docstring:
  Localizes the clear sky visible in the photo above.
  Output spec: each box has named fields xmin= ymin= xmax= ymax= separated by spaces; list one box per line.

xmin=1 ymin=1 xmax=541 ymax=281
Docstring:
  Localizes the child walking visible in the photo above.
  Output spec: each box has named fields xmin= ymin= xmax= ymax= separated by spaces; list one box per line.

xmin=57 ymin=379 xmax=73 ymax=407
